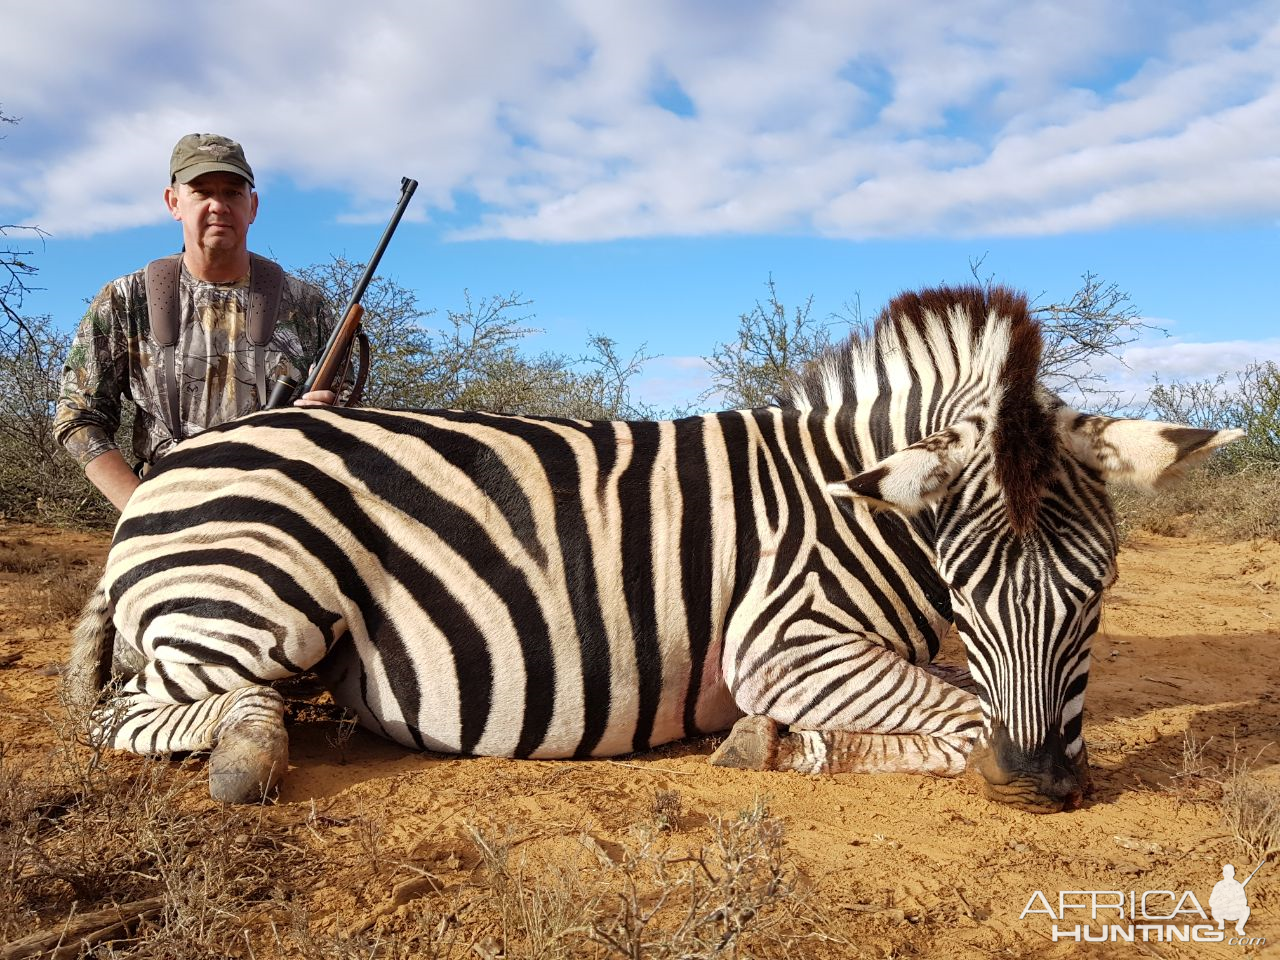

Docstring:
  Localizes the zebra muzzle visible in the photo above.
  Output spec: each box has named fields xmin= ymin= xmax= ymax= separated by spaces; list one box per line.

xmin=969 ymin=726 xmax=1090 ymax=813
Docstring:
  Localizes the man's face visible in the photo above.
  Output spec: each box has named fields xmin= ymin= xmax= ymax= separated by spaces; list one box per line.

xmin=164 ymin=171 xmax=257 ymax=258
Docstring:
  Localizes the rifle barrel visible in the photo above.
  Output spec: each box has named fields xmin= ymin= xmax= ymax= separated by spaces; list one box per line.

xmin=266 ymin=177 xmax=417 ymax=407
xmin=342 ymin=177 xmax=419 ymax=321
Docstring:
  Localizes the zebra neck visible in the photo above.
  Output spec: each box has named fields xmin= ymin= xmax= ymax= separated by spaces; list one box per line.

xmin=816 ymin=386 xmax=993 ymax=477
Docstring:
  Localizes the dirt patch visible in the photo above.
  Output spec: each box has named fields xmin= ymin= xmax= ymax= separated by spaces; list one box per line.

xmin=2 ymin=522 xmax=1278 ymax=957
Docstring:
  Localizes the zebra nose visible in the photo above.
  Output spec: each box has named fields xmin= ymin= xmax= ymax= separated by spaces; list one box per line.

xmin=970 ymin=723 xmax=1089 ymax=812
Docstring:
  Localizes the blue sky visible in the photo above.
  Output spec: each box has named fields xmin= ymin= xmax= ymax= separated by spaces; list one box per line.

xmin=2 ymin=0 xmax=1278 ymax=410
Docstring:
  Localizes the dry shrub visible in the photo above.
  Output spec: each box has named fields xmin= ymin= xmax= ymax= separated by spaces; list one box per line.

xmin=467 ymin=823 xmax=600 ymax=960
xmin=1158 ymin=734 xmax=1280 ymax=865
xmin=651 ymin=789 xmax=684 ymax=833
xmin=1112 ymin=467 xmax=1280 ymax=542
xmin=1221 ymin=774 xmax=1280 ymax=864
xmin=589 ymin=796 xmax=798 ymax=959
xmin=0 ymin=743 xmax=39 ymax=939
xmin=1160 ymin=731 xmax=1225 ymax=804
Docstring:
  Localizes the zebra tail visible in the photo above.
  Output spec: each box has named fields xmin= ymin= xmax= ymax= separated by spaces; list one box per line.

xmin=64 ymin=577 xmax=114 ymax=708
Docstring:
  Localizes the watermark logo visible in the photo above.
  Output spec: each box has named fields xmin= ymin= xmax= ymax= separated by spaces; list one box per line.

xmin=1020 ymin=862 xmax=1266 ymax=946
xmin=1210 ymin=863 xmax=1257 ymax=935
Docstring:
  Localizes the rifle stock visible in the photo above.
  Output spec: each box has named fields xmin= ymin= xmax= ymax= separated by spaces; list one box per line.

xmin=265 ymin=177 xmax=417 ymax=409
xmin=310 ymin=303 xmax=364 ymax=397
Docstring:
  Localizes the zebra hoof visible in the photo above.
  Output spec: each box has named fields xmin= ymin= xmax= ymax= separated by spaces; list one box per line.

xmin=709 ymin=714 xmax=780 ymax=771
xmin=209 ymin=721 xmax=289 ymax=803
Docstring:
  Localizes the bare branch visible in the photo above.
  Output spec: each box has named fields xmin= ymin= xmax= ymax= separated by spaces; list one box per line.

xmin=1032 ymin=271 xmax=1161 ymax=411
xmin=1 ymin=107 xmax=49 ymax=347
xmin=293 ymin=256 xmax=652 ymax=419
xmin=702 ymin=275 xmax=830 ymax=409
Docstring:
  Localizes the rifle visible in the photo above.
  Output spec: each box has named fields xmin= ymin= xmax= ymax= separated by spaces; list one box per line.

xmin=265 ymin=176 xmax=418 ymax=409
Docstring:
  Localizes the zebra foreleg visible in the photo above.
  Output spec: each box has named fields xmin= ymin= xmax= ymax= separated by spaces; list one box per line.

xmin=923 ymin=661 xmax=978 ymax=693
xmin=715 ymin=633 xmax=982 ymax=777
xmin=710 ymin=715 xmax=973 ymax=776
xmin=95 ymin=681 xmax=289 ymax=803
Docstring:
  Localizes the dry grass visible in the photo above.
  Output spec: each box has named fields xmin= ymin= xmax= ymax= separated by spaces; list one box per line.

xmin=0 ymin=536 xmax=100 ymax=637
xmin=1159 ymin=731 xmax=1226 ymax=804
xmin=2 ymin=689 xmax=827 ymax=960
xmin=0 ymin=539 xmax=47 ymax=576
xmin=281 ymin=898 xmax=470 ymax=960
xmin=446 ymin=795 xmax=821 ymax=960
xmin=1112 ymin=467 xmax=1280 ymax=542
xmin=1159 ymin=733 xmax=1280 ymax=867
xmin=587 ymin=796 xmax=805 ymax=959
xmin=0 ymin=689 xmax=307 ymax=958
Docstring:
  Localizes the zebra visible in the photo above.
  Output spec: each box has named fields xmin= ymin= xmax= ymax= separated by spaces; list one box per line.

xmin=66 ymin=285 xmax=1240 ymax=811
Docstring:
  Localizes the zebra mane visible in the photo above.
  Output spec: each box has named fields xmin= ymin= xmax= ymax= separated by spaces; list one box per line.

xmin=780 ymin=284 xmax=1056 ymax=533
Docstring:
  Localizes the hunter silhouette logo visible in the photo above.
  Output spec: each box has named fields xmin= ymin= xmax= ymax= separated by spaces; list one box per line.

xmin=1211 ymin=862 xmax=1263 ymax=935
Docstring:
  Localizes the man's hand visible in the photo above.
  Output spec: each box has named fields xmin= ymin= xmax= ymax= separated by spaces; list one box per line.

xmin=293 ymin=389 xmax=337 ymax=408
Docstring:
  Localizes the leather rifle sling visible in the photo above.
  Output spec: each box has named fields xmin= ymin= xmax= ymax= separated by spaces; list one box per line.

xmin=143 ymin=254 xmax=184 ymax=442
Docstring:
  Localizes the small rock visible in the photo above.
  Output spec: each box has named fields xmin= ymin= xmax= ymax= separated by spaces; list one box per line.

xmin=1114 ymin=835 xmax=1164 ymax=854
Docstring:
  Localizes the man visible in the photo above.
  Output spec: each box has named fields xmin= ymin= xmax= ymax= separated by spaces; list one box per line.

xmin=55 ymin=133 xmax=337 ymax=511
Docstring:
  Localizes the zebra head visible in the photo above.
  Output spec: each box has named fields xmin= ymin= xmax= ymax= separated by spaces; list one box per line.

xmin=802 ymin=287 xmax=1243 ymax=811
xmin=830 ymin=390 xmax=1242 ymax=811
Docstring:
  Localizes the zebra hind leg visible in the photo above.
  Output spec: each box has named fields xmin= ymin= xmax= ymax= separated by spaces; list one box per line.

xmin=208 ymin=690 xmax=289 ymax=803
xmin=98 ymin=682 xmax=289 ymax=803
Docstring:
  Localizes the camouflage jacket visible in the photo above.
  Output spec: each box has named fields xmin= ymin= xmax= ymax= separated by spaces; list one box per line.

xmin=55 ymin=258 xmax=333 ymax=468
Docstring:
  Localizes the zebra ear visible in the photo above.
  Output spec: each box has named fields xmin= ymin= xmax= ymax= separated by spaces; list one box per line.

xmin=1060 ymin=411 xmax=1244 ymax=490
xmin=827 ymin=420 xmax=980 ymax=514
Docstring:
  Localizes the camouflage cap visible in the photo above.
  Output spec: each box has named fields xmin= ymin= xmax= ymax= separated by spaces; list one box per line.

xmin=169 ymin=133 xmax=255 ymax=187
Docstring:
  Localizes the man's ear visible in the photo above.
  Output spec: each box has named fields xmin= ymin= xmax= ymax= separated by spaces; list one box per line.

xmin=164 ymin=184 xmax=182 ymax=221
xmin=827 ymin=418 xmax=982 ymax=515
xmin=1059 ymin=410 xmax=1244 ymax=490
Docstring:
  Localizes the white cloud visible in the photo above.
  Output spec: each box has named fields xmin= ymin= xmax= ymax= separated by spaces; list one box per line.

xmin=636 ymin=333 xmax=1280 ymax=414
xmin=633 ymin=355 xmax=717 ymax=413
xmin=1052 ymin=329 xmax=1280 ymax=410
xmin=2 ymin=0 xmax=1278 ymax=240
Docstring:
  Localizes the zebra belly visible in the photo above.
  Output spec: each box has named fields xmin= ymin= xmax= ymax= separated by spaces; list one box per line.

xmin=315 ymin=629 xmax=740 ymax=759
xmin=302 ymin=545 xmax=743 ymax=758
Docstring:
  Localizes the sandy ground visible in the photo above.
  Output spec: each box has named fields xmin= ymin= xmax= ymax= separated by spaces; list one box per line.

xmin=1 ymin=521 xmax=1278 ymax=957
